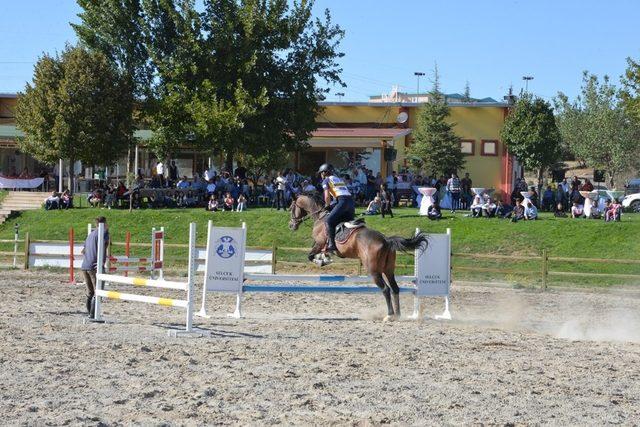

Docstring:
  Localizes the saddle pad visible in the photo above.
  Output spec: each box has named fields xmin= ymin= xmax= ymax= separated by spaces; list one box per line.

xmin=335 ymin=219 xmax=365 ymax=244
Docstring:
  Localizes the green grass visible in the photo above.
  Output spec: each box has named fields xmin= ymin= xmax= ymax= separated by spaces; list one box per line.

xmin=1 ymin=206 xmax=639 ymax=287
xmin=0 ymin=190 xmax=7 ymax=204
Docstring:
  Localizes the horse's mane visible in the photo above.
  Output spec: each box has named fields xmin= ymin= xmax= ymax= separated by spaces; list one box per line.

xmin=297 ymin=191 xmax=325 ymax=209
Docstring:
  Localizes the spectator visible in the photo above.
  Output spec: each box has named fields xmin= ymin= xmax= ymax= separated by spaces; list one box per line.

xmin=81 ymin=216 xmax=109 ymax=319
xmin=580 ymin=178 xmax=594 ymax=192
xmin=508 ymin=198 xmax=525 ymax=222
xmin=234 ymin=162 xmax=247 ymax=180
xmin=168 ymin=160 xmax=178 ymax=187
xmin=206 ymin=179 xmax=217 ymax=196
xmin=223 ymin=193 xmax=234 ymax=211
xmin=571 ymin=201 xmax=584 ymax=218
xmin=496 ymin=200 xmax=513 ymax=219
xmin=470 ymin=194 xmax=483 ymax=218
xmin=207 ymin=196 xmax=219 ymax=212
xmin=237 ymin=194 xmax=246 ymax=212
xmin=275 ymin=171 xmax=287 ymax=210
xmin=528 ymin=187 xmax=539 ymax=208
xmin=524 ymin=199 xmax=538 ymax=220
xmin=363 ymin=196 xmax=381 ymax=215
xmin=104 ymin=185 xmax=117 ymax=209
xmin=605 ymin=200 xmax=622 ymax=222
xmin=386 ymin=171 xmax=398 ymax=207
xmin=44 ymin=191 xmax=60 ymax=210
xmin=302 ymin=179 xmax=316 ymax=193
xmin=542 ymin=186 xmax=555 ymax=211
xmin=88 ymin=188 xmax=103 ymax=208
xmin=460 ymin=172 xmax=473 ymax=209
xmin=156 ymin=160 xmax=165 ymax=187
xmin=446 ymin=173 xmax=462 ymax=213
xmin=427 ymin=201 xmax=442 ymax=221
xmin=60 ymin=190 xmax=73 ymax=209
xmin=482 ymin=197 xmax=497 ymax=218
xmin=379 ymin=184 xmax=394 ymax=218
xmin=554 ymin=203 xmax=567 ymax=218
xmin=177 ymin=176 xmax=190 ymax=189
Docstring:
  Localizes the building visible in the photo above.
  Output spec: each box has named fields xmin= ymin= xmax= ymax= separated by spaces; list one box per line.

xmin=0 ymin=92 xmax=518 ymax=198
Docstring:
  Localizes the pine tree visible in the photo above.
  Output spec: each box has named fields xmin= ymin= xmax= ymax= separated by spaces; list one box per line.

xmin=407 ymin=68 xmax=464 ymax=176
xmin=463 ymin=81 xmax=471 ymax=102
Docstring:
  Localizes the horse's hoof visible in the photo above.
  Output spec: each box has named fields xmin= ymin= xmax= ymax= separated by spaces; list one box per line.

xmin=383 ymin=315 xmax=397 ymax=322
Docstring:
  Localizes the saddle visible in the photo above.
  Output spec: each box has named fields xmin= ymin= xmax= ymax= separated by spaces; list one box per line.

xmin=334 ymin=218 xmax=366 ymax=244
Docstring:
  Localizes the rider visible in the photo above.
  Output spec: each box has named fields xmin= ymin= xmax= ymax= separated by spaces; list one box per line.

xmin=318 ymin=163 xmax=355 ymax=255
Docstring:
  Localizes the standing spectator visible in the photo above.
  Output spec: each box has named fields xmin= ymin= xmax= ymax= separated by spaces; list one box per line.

xmin=542 ymin=185 xmax=555 ymax=211
xmin=580 ymin=178 xmax=594 ymax=192
xmin=81 ymin=217 xmax=109 ymax=318
xmin=234 ymin=162 xmax=247 ymax=180
xmin=386 ymin=171 xmax=398 ymax=207
xmin=156 ymin=160 xmax=165 ymax=187
xmin=570 ymin=176 xmax=581 ymax=201
xmin=206 ymin=179 xmax=217 ymax=197
xmin=446 ymin=173 xmax=462 ymax=213
xmin=460 ymin=172 xmax=473 ymax=209
xmin=379 ymin=184 xmax=394 ymax=218
xmin=168 ymin=160 xmax=178 ymax=187
xmin=275 ymin=171 xmax=287 ymax=210
xmin=237 ymin=194 xmax=247 ymax=212
xmin=177 ymin=176 xmax=190 ymax=189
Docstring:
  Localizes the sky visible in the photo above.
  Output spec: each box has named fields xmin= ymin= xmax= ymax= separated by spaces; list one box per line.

xmin=1 ymin=0 xmax=639 ymax=103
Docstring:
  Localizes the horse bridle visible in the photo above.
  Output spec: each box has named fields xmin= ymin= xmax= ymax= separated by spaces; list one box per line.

xmin=289 ymin=198 xmax=325 ymax=228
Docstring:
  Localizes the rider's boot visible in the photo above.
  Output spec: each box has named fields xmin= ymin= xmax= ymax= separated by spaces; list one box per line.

xmin=88 ymin=296 xmax=96 ymax=319
xmin=85 ymin=295 xmax=92 ymax=314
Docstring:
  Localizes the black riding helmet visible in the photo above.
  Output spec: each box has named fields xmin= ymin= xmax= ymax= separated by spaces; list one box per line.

xmin=317 ymin=163 xmax=334 ymax=175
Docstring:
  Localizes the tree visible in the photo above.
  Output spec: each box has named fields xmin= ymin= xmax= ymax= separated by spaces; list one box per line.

xmin=621 ymin=57 xmax=640 ymax=124
xmin=73 ymin=0 xmax=345 ymax=170
xmin=407 ymin=67 xmax=464 ymax=177
xmin=555 ymin=72 xmax=640 ymax=187
xmin=462 ymin=81 xmax=471 ymax=102
xmin=15 ymin=45 xmax=133 ymax=190
xmin=501 ymin=93 xmax=561 ymax=191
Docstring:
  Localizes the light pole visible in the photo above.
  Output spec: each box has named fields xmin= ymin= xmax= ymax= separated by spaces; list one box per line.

xmin=522 ymin=76 xmax=534 ymax=93
xmin=414 ymin=72 xmax=425 ymax=102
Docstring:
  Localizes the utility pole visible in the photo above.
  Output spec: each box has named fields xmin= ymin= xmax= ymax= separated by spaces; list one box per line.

xmin=335 ymin=92 xmax=345 ymax=102
xmin=522 ymin=76 xmax=534 ymax=93
xmin=414 ymin=72 xmax=425 ymax=102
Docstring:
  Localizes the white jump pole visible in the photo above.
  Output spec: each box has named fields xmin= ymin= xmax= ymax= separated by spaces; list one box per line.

xmin=231 ymin=222 xmax=247 ymax=319
xmin=185 ymin=222 xmax=196 ymax=333
xmin=58 ymin=159 xmax=63 ymax=193
xmin=196 ymin=220 xmax=214 ymax=318
xmin=434 ymin=228 xmax=452 ymax=320
xmin=409 ymin=227 xmax=421 ymax=320
xmin=94 ymin=222 xmax=105 ymax=321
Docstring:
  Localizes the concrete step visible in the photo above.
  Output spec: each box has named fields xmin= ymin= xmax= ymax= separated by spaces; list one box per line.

xmin=0 ymin=209 xmax=13 ymax=215
xmin=0 ymin=205 xmax=42 ymax=210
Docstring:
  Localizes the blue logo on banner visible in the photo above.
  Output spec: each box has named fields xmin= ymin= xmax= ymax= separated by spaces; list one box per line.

xmin=216 ymin=236 xmax=236 ymax=259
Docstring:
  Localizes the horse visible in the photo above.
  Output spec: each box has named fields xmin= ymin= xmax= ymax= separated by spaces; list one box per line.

xmin=289 ymin=193 xmax=428 ymax=321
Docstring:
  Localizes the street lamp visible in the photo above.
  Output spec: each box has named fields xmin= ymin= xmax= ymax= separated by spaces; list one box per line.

xmin=414 ymin=72 xmax=425 ymax=102
xmin=522 ymin=76 xmax=534 ymax=92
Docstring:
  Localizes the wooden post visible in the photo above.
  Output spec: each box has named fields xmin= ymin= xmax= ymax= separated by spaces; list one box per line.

xmin=272 ymin=244 xmax=277 ymax=274
xmin=541 ymin=249 xmax=548 ymax=290
xmin=124 ymin=231 xmax=131 ymax=277
xmin=23 ymin=232 xmax=30 ymax=270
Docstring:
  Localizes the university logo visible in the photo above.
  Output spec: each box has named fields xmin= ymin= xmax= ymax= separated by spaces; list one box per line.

xmin=215 ymin=236 xmax=236 ymax=259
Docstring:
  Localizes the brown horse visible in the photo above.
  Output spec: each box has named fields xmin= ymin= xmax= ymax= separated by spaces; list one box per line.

xmin=289 ymin=193 xmax=428 ymax=320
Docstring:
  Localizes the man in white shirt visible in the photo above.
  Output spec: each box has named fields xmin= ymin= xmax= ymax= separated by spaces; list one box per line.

xmin=275 ymin=171 xmax=287 ymax=210
xmin=156 ymin=161 xmax=165 ymax=187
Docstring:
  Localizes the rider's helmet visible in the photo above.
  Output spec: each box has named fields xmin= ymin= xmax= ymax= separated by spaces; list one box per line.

xmin=317 ymin=163 xmax=334 ymax=175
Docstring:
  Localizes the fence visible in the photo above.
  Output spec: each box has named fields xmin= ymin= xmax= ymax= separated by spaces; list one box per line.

xmin=2 ymin=229 xmax=640 ymax=288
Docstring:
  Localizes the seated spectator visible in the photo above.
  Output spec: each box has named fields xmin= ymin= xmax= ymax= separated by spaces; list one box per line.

xmin=524 ymin=199 xmax=538 ymax=220
xmin=508 ymin=198 xmax=525 ymax=222
xmin=482 ymin=198 xmax=497 ymax=218
xmin=528 ymin=188 xmax=539 ymax=208
xmin=554 ymin=203 xmax=567 ymax=218
xmin=104 ymin=185 xmax=117 ymax=209
xmin=182 ymin=190 xmax=198 ymax=207
xmin=470 ymin=194 xmax=483 ymax=218
xmin=237 ymin=194 xmax=247 ymax=212
xmin=605 ymin=200 xmax=622 ymax=222
xmin=427 ymin=201 xmax=442 ymax=221
xmin=571 ymin=201 xmax=585 ymax=218
xmin=45 ymin=191 xmax=60 ymax=210
xmin=496 ymin=200 xmax=513 ymax=219
xmin=88 ymin=188 xmax=103 ymax=208
xmin=223 ymin=193 xmax=234 ymax=211
xmin=542 ymin=186 xmax=555 ymax=211
xmin=580 ymin=178 xmax=594 ymax=192
xmin=177 ymin=176 xmax=190 ymax=189
xmin=115 ymin=181 xmax=127 ymax=201
xmin=207 ymin=195 xmax=219 ymax=212
xmin=363 ymin=196 xmax=381 ymax=215
xmin=60 ymin=190 xmax=73 ymax=209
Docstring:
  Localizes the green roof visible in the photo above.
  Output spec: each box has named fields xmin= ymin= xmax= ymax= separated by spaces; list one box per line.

xmin=0 ymin=124 xmax=152 ymax=140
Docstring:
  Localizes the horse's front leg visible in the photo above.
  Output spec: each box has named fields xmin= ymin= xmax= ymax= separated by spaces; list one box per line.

xmin=307 ymin=242 xmax=323 ymax=261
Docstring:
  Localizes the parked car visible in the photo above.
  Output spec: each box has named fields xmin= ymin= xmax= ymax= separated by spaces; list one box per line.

xmin=621 ymin=192 xmax=640 ymax=212
xmin=625 ymin=178 xmax=640 ymax=195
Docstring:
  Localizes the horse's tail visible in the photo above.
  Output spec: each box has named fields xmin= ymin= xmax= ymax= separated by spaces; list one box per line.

xmin=384 ymin=232 xmax=429 ymax=254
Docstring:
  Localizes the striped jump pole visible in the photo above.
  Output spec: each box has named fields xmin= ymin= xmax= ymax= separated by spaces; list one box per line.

xmin=92 ymin=222 xmax=198 ymax=336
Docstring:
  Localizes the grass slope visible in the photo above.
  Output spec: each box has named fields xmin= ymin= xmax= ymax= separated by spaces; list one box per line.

xmin=1 ymin=207 xmax=638 ymax=287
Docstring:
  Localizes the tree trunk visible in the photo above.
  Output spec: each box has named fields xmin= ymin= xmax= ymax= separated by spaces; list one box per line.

xmin=609 ymin=171 xmax=615 ymax=189
xmin=537 ymin=167 xmax=544 ymax=207
xmin=225 ymin=150 xmax=234 ymax=173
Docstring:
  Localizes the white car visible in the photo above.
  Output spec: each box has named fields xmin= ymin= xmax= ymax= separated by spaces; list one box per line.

xmin=621 ymin=192 xmax=640 ymax=212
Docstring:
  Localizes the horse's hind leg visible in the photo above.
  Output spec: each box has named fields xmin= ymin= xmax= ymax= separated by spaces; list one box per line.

xmin=372 ymin=273 xmax=393 ymax=319
xmin=384 ymin=250 xmax=401 ymax=318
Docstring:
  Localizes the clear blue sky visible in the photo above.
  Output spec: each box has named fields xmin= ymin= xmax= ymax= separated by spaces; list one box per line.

xmin=2 ymin=0 xmax=639 ymax=102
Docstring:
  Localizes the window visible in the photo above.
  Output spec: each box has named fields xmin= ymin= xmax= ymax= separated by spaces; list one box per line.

xmin=481 ymin=140 xmax=498 ymax=156
xmin=460 ymin=140 xmax=475 ymax=155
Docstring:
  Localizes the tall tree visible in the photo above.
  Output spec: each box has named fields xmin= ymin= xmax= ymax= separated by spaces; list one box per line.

xmin=73 ymin=0 xmax=345 ymax=170
xmin=501 ymin=93 xmax=561 ymax=191
xmin=462 ymin=81 xmax=471 ymax=102
xmin=15 ymin=45 xmax=133 ymax=190
xmin=621 ymin=57 xmax=640 ymax=124
xmin=555 ymin=72 xmax=640 ymax=187
xmin=407 ymin=68 xmax=464 ymax=176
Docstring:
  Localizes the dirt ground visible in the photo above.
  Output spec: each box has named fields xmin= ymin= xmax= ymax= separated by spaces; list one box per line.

xmin=1 ymin=270 xmax=640 ymax=425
